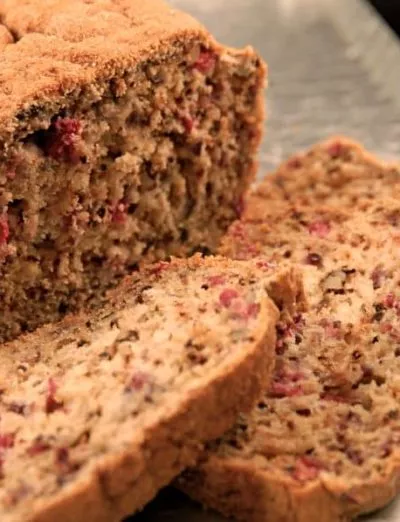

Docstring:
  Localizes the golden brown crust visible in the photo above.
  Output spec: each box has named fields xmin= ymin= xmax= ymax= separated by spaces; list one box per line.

xmin=180 ymin=454 xmax=400 ymax=522
xmin=0 ymin=0 xmax=266 ymax=149
xmin=0 ymin=0 xmax=209 ymax=146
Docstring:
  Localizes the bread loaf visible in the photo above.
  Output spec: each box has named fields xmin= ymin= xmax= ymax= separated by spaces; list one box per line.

xmin=0 ymin=0 xmax=266 ymax=341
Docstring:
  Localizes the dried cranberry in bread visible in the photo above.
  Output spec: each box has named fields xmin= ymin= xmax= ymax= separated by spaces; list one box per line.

xmin=250 ymin=136 xmax=400 ymax=212
xmin=0 ymin=254 xmax=305 ymax=522
xmin=0 ymin=0 xmax=266 ymax=342
xmin=178 ymin=200 xmax=400 ymax=522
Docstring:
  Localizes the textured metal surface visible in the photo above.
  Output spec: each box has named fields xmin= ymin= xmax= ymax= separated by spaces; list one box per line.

xmin=129 ymin=1 xmax=400 ymax=520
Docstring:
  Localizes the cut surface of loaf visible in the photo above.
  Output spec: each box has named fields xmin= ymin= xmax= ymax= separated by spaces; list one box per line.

xmin=0 ymin=0 xmax=266 ymax=342
xmin=248 ymin=136 xmax=400 ymax=213
xmin=0 ymin=254 xmax=305 ymax=522
xmin=178 ymin=197 xmax=400 ymax=522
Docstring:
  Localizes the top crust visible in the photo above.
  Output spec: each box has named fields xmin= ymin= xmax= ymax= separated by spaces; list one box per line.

xmin=0 ymin=0 xmax=214 ymax=147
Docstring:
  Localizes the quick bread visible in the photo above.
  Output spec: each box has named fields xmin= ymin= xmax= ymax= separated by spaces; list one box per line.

xmin=0 ymin=0 xmax=266 ymax=341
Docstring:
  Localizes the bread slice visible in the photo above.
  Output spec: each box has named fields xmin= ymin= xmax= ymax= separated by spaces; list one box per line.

xmin=249 ymin=136 xmax=400 ymax=213
xmin=0 ymin=254 xmax=305 ymax=522
xmin=0 ymin=0 xmax=266 ymax=341
xmin=178 ymin=199 xmax=400 ymax=522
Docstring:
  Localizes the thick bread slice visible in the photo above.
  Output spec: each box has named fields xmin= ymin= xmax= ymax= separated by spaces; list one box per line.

xmin=247 ymin=136 xmax=400 ymax=213
xmin=0 ymin=254 xmax=304 ymax=522
xmin=178 ymin=199 xmax=400 ymax=522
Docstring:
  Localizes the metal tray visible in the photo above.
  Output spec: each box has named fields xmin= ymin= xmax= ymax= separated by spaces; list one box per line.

xmin=130 ymin=0 xmax=400 ymax=520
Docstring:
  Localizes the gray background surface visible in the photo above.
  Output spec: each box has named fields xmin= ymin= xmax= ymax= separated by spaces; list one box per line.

xmin=131 ymin=1 xmax=400 ymax=519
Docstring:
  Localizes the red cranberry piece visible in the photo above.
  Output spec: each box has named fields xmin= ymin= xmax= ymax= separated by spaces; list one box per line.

xmin=229 ymin=298 xmax=260 ymax=320
xmin=45 ymin=378 xmax=63 ymax=414
xmin=292 ymin=456 xmax=323 ymax=481
xmin=326 ymin=141 xmax=345 ymax=158
xmin=380 ymin=322 xmax=393 ymax=334
xmin=383 ymin=293 xmax=396 ymax=308
xmin=111 ymin=201 xmax=127 ymax=224
xmin=206 ymin=275 xmax=226 ymax=287
xmin=269 ymin=382 xmax=303 ymax=398
xmin=270 ymin=365 xmax=305 ymax=397
xmin=321 ymin=320 xmax=342 ymax=339
xmin=0 ymin=432 xmax=14 ymax=479
xmin=293 ymin=313 xmax=305 ymax=325
xmin=308 ymin=221 xmax=331 ymax=238
xmin=27 ymin=440 xmax=51 ymax=456
xmin=0 ymin=433 xmax=15 ymax=449
xmin=230 ymin=222 xmax=246 ymax=240
xmin=193 ymin=50 xmax=217 ymax=74
xmin=126 ymin=371 xmax=149 ymax=392
xmin=276 ymin=321 xmax=293 ymax=339
xmin=287 ymin=156 xmax=302 ymax=169
xmin=181 ymin=115 xmax=194 ymax=134
xmin=246 ymin=302 xmax=260 ymax=318
xmin=44 ymin=117 xmax=82 ymax=164
xmin=0 ymin=214 xmax=9 ymax=245
xmin=219 ymin=288 xmax=239 ymax=307
xmin=277 ymin=366 xmax=304 ymax=382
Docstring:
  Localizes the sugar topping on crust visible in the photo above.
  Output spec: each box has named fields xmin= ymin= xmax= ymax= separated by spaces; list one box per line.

xmin=0 ymin=0 xmax=210 ymax=145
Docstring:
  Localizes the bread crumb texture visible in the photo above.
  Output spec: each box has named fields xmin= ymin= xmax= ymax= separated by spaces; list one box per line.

xmin=0 ymin=254 xmax=306 ymax=522
xmin=179 ymin=138 xmax=400 ymax=522
xmin=0 ymin=0 xmax=266 ymax=341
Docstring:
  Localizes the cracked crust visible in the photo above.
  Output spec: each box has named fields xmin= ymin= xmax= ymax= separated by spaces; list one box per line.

xmin=0 ymin=255 xmax=305 ymax=522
